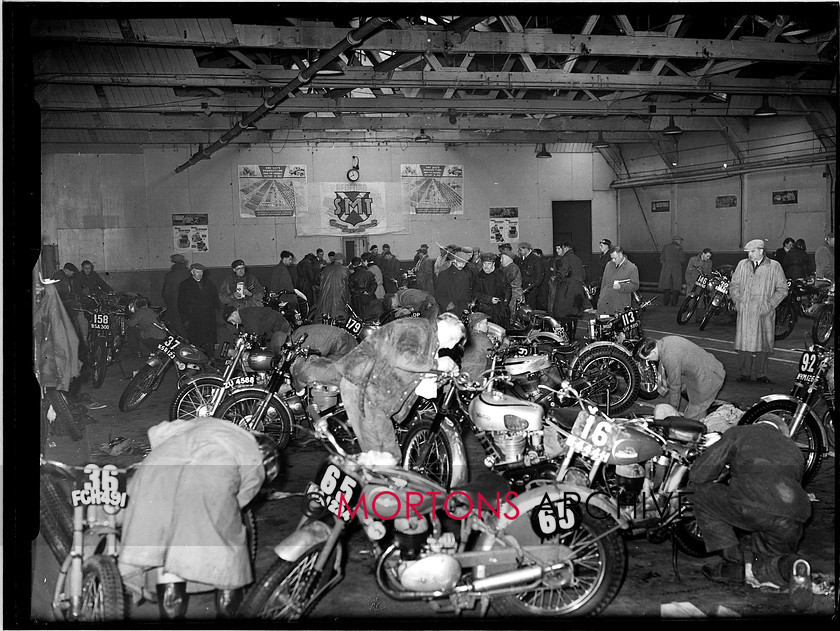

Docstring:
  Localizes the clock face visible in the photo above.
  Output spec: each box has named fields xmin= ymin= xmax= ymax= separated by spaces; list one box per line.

xmin=347 ymin=168 xmax=359 ymax=182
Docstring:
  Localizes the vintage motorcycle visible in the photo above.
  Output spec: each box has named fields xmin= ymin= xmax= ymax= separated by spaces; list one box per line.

xmin=237 ymin=415 xmax=627 ymax=620
xmin=676 ymin=268 xmax=713 ymax=326
xmin=264 ymin=289 xmax=309 ymax=328
xmin=811 ymin=280 xmax=835 ymax=345
xmin=698 ymin=266 xmax=736 ymax=331
xmin=774 ymin=275 xmax=833 ymax=341
xmin=79 ymin=293 xmax=133 ymax=388
xmin=118 ymin=321 xmax=214 ymax=412
xmin=737 ymin=341 xmax=834 ymax=485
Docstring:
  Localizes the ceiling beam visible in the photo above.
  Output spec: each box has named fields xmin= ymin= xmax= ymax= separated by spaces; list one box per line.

xmin=30 ymin=21 xmax=833 ymax=63
xmin=563 ymin=15 xmax=598 ymax=72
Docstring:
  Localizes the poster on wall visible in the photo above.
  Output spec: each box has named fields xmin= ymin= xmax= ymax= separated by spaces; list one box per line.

xmin=651 ymin=200 xmax=670 ymax=213
xmin=172 ymin=214 xmax=209 ymax=253
xmin=401 ymin=164 xmax=464 ymax=215
xmin=715 ymin=195 xmax=738 ymax=208
xmin=295 ymin=182 xmax=407 ymax=236
xmin=489 ymin=207 xmax=519 ymax=244
xmin=772 ymin=190 xmax=798 ymax=205
xmin=238 ymin=164 xmax=308 ymax=218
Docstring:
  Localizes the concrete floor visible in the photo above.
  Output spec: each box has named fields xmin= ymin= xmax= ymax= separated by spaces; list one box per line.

xmin=32 ymin=299 xmax=836 ymax=621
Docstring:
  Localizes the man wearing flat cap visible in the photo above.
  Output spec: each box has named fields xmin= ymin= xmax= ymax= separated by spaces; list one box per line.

xmin=729 ymin=239 xmax=788 ymax=383
xmin=659 ymin=235 xmax=686 ymax=306
xmin=162 ymin=254 xmax=191 ymax=337
xmin=221 ymin=259 xmax=266 ymax=310
xmin=379 ymin=244 xmax=402 ymax=295
xmin=518 ymin=242 xmax=545 ymax=309
xmin=435 ymin=248 xmax=473 ymax=315
xmin=178 ymin=263 xmax=220 ymax=357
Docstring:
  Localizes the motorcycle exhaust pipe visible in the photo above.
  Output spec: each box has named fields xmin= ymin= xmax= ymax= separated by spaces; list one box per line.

xmin=457 ymin=562 xmax=561 ymax=593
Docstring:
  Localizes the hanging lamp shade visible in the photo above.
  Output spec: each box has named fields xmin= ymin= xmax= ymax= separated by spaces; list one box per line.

xmin=536 ymin=143 xmax=552 ymax=158
xmin=415 ymin=129 xmax=432 ymax=142
xmin=753 ymin=96 xmax=778 ymax=117
xmin=592 ymin=132 xmax=610 ymax=149
xmin=663 ymin=116 xmax=682 ymax=135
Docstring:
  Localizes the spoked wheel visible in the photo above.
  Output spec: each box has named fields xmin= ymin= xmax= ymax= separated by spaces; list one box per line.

xmin=119 ymin=364 xmax=160 ymax=412
xmin=168 ymin=377 xmax=224 ymax=421
xmin=400 ymin=418 xmax=454 ymax=488
xmin=44 ymin=389 xmax=84 ymax=441
xmin=238 ymin=542 xmax=337 ymax=620
xmin=90 ymin=338 xmax=109 ymax=389
xmin=77 ymin=555 xmax=125 ymax=621
xmin=738 ymin=400 xmax=825 ymax=485
xmin=676 ymin=295 xmax=699 ymax=325
xmin=490 ymin=506 xmax=626 ymax=617
xmin=774 ymin=299 xmax=797 ymax=340
xmin=39 ymin=475 xmax=73 ymax=563
xmin=636 ymin=360 xmax=659 ymax=401
xmin=215 ymin=390 xmax=292 ymax=450
xmin=698 ymin=305 xmax=719 ymax=331
xmin=573 ymin=346 xmax=639 ymax=414
xmin=672 ymin=509 xmax=712 ymax=558
xmin=812 ymin=303 xmax=834 ymax=345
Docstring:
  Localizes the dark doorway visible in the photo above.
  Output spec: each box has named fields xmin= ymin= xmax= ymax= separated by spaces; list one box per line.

xmin=552 ymin=200 xmax=593 ymax=276
xmin=342 ymin=236 xmax=368 ymax=262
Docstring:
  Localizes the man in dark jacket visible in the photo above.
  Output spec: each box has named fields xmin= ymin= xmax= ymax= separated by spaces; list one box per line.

xmin=219 ymin=259 xmax=265 ymax=309
xmin=223 ymin=304 xmax=290 ymax=354
xmin=162 ymin=254 xmax=191 ymax=336
xmin=774 ymin=237 xmax=795 ymax=268
xmin=295 ymin=252 xmax=321 ymax=306
xmin=310 ymin=254 xmax=350 ymax=322
xmin=518 ymin=242 xmax=545 ymax=309
xmin=435 ymin=251 xmax=473 ymax=315
xmin=73 ymin=260 xmax=112 ymax=296
xmin=472 ymin=252 xmax=510 ymax=326
xmin=413 ymin=246 xmax=435 ymax=295
xmin=551 ymin=242 xmax=586 ymax=340
xmin=379 ymin=244 xmax=402 ymax=295
xmin=288 ymin=323 xmax=359 ymax=390
xmin=177 ymin=263 xmax=219 ymax=357
xmin=269 ymin=251 xmax=298 ymax=309
xmin=348 ymin=257 xmax=378 ymax=318
xmin=658 ymin=235 xmax=686 ymax=306
xmin=386 ymin=288 xmax=440 ymax=320
xmin=590 ymin=238 xmax=613 ymax=310
xmin=782 ymin=239 xmax=813 ymax=280
xmin=689 ymin=416 xmax=813 ymax=610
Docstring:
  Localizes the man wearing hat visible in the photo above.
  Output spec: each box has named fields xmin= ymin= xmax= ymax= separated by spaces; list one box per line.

xmin=413 ymin=243 xmax=429 ymax=266
xmin=412 ymin=245 xmax=435 ymax=294
xmin=688 ymin=414 xmax=813 ymax=610
xmin=379 ymin=244 xmax=402 ymax=295
xmin=435 ymin=248 xmax=474 ymax=315
xmin=162 ymin=254 xmax=191 ymax=336
xmin=221 ymin=259 xmax=266 ymax=310
xmin=269 ymin=252 xmax=298 ymax=310
xmin=659 ymin=235 xmax=686 ymax=306
xmin=177 ymin=263 xmax=220 ymax=358
xmin=518 ymin=242 xmax=545 ymax=309
xmin=589 ymin=239 xmax=613 ymax=309
xmin=729 ymin=239 xmax=788 ymax=383
xmin=310 ymin=252 xmax=350 ymax=322
xmin=815 ymin=232 xmax=834 ymax=281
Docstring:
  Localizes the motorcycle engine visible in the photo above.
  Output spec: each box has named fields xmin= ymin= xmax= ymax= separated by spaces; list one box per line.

xmin=393 ymin=518 xmax=461 ymax=592
xmin=614 ymin=463 xmax=645 ymax=506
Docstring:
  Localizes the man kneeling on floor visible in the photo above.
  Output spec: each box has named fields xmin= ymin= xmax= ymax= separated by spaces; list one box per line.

xmin=688 ymin=414 xmax=813 ymax=611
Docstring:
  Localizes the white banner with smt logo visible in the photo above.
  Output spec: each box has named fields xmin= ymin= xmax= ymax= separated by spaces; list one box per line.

xmin=295 ymin=182 xmax=407 ymax=236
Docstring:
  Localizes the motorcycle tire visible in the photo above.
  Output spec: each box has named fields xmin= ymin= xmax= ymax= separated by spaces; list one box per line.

xmin=635 ymin=360 xmax=659 ymax=401
xmin=119 ymin=364 xmax=160 ymax=412
xmin=243 ymin=506 xmax=258 ymax=564
xmin=168 ymin=376 xmax=224 ymax=421
xmin=812 ymin=303 xmax=834 ymax=345
xmin=774 ymin=299 xmax=797 ymax=341
xmin=237 ymin=541 xmax=337 ymax=620
xmin=76 ymin=555 xmax=125 ymax=621
xmin=676 ymin=295 xmax=699 ymax=326
xmin=672 ymin=512 xmax=712 ymax=558
xmin=491 ymin=505 xmax=626 ymax=617
xmin=698 ymin=305 xmax=718 ymax=331
xmin=400 ymin=418 xmax=455 ymax=489
xmin=45 ymin=389 xmax=84 ymax=441
xmin=90 ymin=337 xmax=109 ymax=389
xmin=214 ymin=389 xmax=292 ymax=450
xmin=738 ymin=400 xmax=825 ymax=486
xmin=572 ymin=346 xmax=639 ymax=415
xmin=39 ymin=475 xmax=73 ymax=563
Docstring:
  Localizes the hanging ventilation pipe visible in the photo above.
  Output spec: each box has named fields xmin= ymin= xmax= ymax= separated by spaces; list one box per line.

xmin=174 ymin=17 xmax=391 ymax=173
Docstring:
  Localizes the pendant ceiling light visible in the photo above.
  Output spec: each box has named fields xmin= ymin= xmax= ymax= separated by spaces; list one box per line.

xmin=415 ymin=129 xmax=432 ymax=142
xmin=314 ymin=59 xmax=346 ymax=76
xmin=663 ymin=115 xmax=683 ymax=135
xmin=592 ymin=132 xmax=610 ymax=149
xmin=536 ymin=143 xmax=552 ymax=158
xmin=753 ymin=96 xmax=778 ymax=117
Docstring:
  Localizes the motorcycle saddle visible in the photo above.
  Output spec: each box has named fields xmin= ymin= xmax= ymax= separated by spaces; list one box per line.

xmin=651 ymin=415 xmax=705 ymax=434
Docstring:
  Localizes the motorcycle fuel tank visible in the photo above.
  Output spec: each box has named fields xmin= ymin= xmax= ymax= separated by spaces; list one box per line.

xmin=469 ymin=390 xmax=544 ymax=431
xmin=606 ymin=425 xmax=663 ymax=465
xmin=247 ymin=349 xmax=274 ymax=371
xmin=504 ymin=354 xmax=551 ymax=376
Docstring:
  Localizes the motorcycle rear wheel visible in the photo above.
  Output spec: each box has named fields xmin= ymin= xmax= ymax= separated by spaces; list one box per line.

xmin=491 ymin=505 xmax=626 ymax=617
xmin=774 ymin=299 xmax=797 ymax=340
xmin=237 ymin=542 xmax=336 ymax=620
xmin=400 ymin=418 xmax=454 ymax=489
xmin=45 ymin=389 xmax=84 ymax=441
xmin=168 ymin=377 xmax=224 ymax=421
xmin=214 ymin=390 xmax=292 ymax=450
xmin=119 ymin=364 xmax=160 ymax=412
xmin=573 ymin=346 xmax=639 ymax=414
xmin=76 ymin=555 xmax=125 ymax=621
xmin=90 ymin=337 xmax=109 ymax=389
xmin=672 ymin=513 xmax=711 ymax=558
xmin=738 ymin=399 xmax=825 ymax=485
xmin=39 ymin=475 xmax=73 ymax=563
xmin=636 ymin=360 xmax=659 ymax=401
xmin=812 ymin=303 xmax=834 ymax=345
xmin=676 ymin=295 xmax=699 ymax=326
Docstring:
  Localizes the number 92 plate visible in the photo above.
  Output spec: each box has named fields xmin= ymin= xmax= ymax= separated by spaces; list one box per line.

xmin=306 ymin=462 xmax=363 ymax=522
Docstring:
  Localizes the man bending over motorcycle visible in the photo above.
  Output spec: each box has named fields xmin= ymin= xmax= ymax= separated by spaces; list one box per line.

xmin=118 ymin=418 xmax=280 ymax=619
xmin=224 ymin=304 xmax=291 ymax=354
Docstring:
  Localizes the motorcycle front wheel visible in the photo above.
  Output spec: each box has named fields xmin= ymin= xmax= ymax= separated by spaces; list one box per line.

xmin=119 ymin=364 xmax=160 ymax=412
xmin=774 ymin=299 xmax=797 ymax=340
xmin=90 ymin=337 xmax=109 ymax=389
xmin=77 ymin=555 xmax=125 ymax=621
xmin=214 ymin=390 xmax=292 ymax=450
xmin=635 ymin=360 xmax=659 ymax=401
xmin=400 ymin=418 xmax=455 ymax=488
xmin=237 ymin=542 xmax=336 ymax=620
xmin=812 ymin=303 xmax=834 ymax=345
xmin=44 ymin=389 xmax=85 ymax=441
xmin=491 ymin=505 xmax=626 ymax=617
xmin=698 ymin=304 xmax=719 ymax=331
xmin=676 ymin=295 xmax=699 ymax=325
xmin=573 ymin=346 xmax=639 ymax=414
xmin=168 ymin=376 xmax=224 ymax=421
xmin=738 ymin=400 xmax=825 ymax=485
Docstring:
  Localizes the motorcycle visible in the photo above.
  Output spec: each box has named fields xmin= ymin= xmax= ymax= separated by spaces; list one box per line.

xmin=237 ymin=414 xmax=627 ymax=620
xmin=508 ymin=302 xmax=571 ymax=344
xmin=676 ymin=268 xmax=713 ymax=326
xmin=586 ymin=295 xmax=658 ymax=400
xmin=118 ymin=321 xmax=213 ymax=412
xmin=737 ymin=340 xmax=834 ymax=485
xmin=79 ymin=293 xmax=133 ymax=388
xmin=774 ymin=275 xmax=833 ymax=341
xmin=698 ymin=266 xmax=736 ymax=331
xmin=264 ymin=289 xmax=309 ymax=329
xmin=811 ymin=280 xmax=835 ymax=345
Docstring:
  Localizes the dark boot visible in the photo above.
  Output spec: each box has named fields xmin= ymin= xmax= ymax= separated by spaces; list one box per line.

xmin=671 ymin=292 xmax=680 ymax=306
xmin=701 ymin=545 xmax=744 ymax=585
xmin=215 ymin=587 xmax=244 ymax=619
xmin=663 ymin=290 xmax=672 ymax=306
xmin=156 ymin=582 xmax=189 ymax=620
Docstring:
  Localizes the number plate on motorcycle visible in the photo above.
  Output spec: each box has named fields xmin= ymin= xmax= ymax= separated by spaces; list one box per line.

xmin=344 ymin=317 xmax=362 ymax=336
xmin=157 ymin=335 xmax=180 ymax=360
xmin=564 ymin=413 xmax=614 ymax=463
xmin=619 ymin=310 xmax=640 ymax=334
xmin=716 ymin=280 xmax=730 ymax=294
xmin=90 ymin=313 xmax=110 ymax=330
xmin=697 ymin=276 xmax=708 ymax=288
xmin=72 ymin=464 xmax=128 ymax=514
xmin=795 ymin=351 xmax=820 ymax=384
xmin=309 ymin=462 xmax=363 ymax=522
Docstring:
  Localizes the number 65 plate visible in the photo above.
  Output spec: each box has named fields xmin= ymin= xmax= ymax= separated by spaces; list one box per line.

xmin=306 ymin=462 xmax=363 ymax=522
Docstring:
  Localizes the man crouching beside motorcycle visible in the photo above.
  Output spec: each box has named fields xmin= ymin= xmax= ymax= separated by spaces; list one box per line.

xmin=332 ymin=312 xmax=466 ymax=460
xmin=117 ymin=418 xmax=280 ymax=619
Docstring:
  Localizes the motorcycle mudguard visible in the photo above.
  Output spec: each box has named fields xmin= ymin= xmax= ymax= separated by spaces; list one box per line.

xmin=758 ymin=394 xmax=799 ymax=405
xmin=275 ymin=520 xmax=333 ymax=562
xmin=177 ymin=373 xmax=225 ymax=390
xmin=570 ymin=341 xmax=633 ymax=369
xmin=526 ymin=331 xmax=564 ymax=344
xmin=440 ymin=416 xmax=469 ymax=488
xmin=145 ymin=356 xmax=164 ymax=368
xmin=498 ymin=483 xmax=628 ymax=532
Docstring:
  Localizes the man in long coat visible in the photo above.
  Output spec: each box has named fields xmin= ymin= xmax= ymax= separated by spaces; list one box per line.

xmin=658 ymin=235 xmax=685 ymax=306
xmin=379 ymin=245 xmax=402 ymax=294
xmin=729 ymin=239 xmax=788 ymax=383
xmin=435 ymin=251 xmax=473 ymax=315
xmin=310 ymin=254 xmax=350 ymax=321
xmin=269 ymin=251 xmax=299 ymax=309
xmin=598 ymin=246 xmax=640 ymax=315
xmin=551 ymin=242 xmax=586 ymax=340
xmin=472 ymin=252 xmax=511 ymax=327
xmin=295 ymin=252 xmax=321 ymax=306
xmin=162 ymin=254 xmax=191 ymax=337
xmin=413 ymin=248 xmax=435 ymax=295
xmin=518 ymin=242 xmax=546 ymax=309
xmin=177 ymin=263 xmax=219 ymax=357
xmin=685 ymin=249 xmax=713 ymax=290
xmin=348 ymin=256 xmax=378 ymax=318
